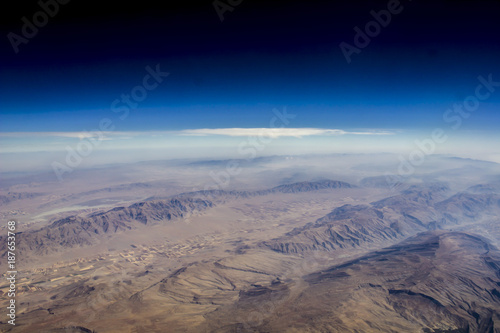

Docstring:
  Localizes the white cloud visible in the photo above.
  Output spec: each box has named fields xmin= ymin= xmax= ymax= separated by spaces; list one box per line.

xmin=0 ymin=128 xmax=394 ymax=140
xmin=177 ymin=128 xmax=394 ymax=137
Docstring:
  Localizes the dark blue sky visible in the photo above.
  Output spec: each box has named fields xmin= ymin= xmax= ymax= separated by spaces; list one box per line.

xmin=1 ymin=0 xmax=500 ymax=132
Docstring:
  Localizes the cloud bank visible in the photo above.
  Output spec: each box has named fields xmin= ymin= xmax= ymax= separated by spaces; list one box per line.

xmin=177 ymin=128 xmax=394 ymax=137
xmin=0 ymin=128 xmax=394 ymax=139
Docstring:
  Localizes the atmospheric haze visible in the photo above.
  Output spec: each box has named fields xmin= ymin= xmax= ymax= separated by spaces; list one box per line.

xmin=1 ymin=0 xmax=500 ymax=332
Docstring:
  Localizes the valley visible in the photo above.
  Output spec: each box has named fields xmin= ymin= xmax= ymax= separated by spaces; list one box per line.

xmin=1 ymin=155 xmax=500 ymax=332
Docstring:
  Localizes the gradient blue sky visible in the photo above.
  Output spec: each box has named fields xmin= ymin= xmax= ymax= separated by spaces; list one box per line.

xmin=2 ymin=49 xmax=500 ymax=132
xmin=1 ymin=0 xmax=499 ymax=171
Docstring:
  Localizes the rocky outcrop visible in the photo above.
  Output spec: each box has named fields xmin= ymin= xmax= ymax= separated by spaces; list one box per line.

xmin=264 ymin=184 xmax=499 ymax=255
xmin=0 ymin=198 xmax=213 ymax=256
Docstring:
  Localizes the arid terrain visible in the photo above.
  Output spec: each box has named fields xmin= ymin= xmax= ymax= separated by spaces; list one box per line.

xmin=3 ymin=0 xmax=500 ymax=331
xmin=1 ymin=154 xmax=500 ymax=332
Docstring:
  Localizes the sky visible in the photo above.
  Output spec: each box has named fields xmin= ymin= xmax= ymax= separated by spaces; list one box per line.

xmin=1 ymin=0 xmax=500 ymax=172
